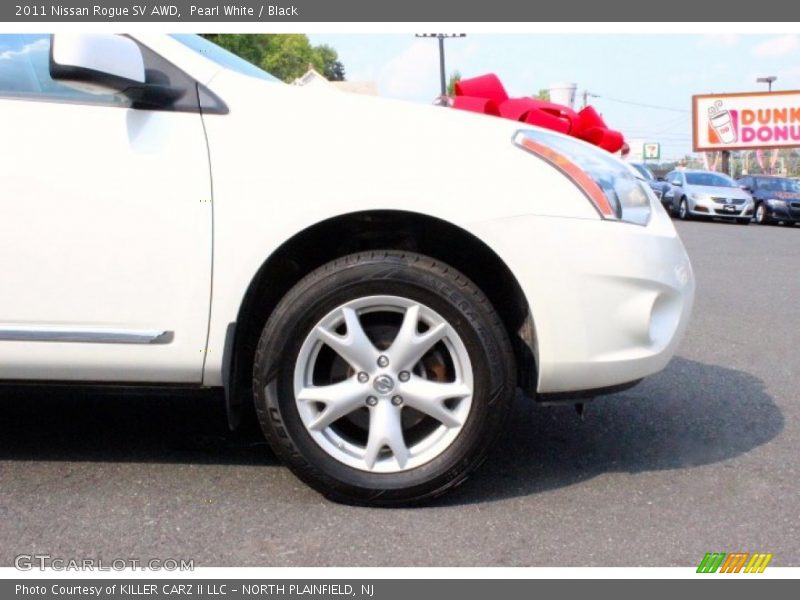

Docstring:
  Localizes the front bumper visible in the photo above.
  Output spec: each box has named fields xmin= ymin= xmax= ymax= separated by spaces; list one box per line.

xmin=469 ymin=204 xmax=695 ymax=394
xmin=690 ymin=197 xmax=753 ymax=218
xmin=764 ymin=201 xmax=800 ymax=222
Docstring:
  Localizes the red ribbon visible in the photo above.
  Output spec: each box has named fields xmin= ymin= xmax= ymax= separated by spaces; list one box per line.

xmin=451 ymin=73 xmax=625 ymax=153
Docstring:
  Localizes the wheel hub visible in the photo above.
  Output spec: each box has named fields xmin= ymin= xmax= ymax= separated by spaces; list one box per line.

xmin=372 ymin=374 xmax=395 ymax=395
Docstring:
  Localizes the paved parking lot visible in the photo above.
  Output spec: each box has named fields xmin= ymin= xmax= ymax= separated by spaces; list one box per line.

xmin=1 ymin=220 xmax=798 ymax=567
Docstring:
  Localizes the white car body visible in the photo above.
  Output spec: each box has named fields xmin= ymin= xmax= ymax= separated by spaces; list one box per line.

xmin=0 ymin=33 xmax=694 ymax=397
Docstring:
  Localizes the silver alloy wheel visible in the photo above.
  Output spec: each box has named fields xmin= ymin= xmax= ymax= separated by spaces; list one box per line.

xmin=680 ymin=198 xmax=688 ymax=219
xmin=293 ymin=295 xmax=473 ymax=473
xmin=756 ymin=203 xmax=766 ymax=224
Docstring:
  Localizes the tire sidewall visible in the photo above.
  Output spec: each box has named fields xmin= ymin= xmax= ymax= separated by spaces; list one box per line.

xmin=756 ymin=203 xmax=767 ymax=224
xmin=253 ymin=253 xmax=513 ymax=504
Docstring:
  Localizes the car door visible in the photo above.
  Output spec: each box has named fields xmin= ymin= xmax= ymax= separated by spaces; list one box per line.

xmin=663 ymin=172 xmax=678 ymax=204
xmin=0 ymin=34 xmax=212 ymax=383
xmin=747 ymin=177 xmax=761 ymax=202
xmin=672 ymin=172 xmax=687 ymax=210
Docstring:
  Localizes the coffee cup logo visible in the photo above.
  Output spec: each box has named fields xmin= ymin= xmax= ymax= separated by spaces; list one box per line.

xmin=708 ymin=100 xmax=737 ymax=144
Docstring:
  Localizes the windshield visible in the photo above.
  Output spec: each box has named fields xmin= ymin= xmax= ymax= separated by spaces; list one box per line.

xmin=170 ymin=34 xmax=279 ymax=82
xmin=685 ymin=172 xmax=737 ymax=188
xmin=755 ymin=177 xmax=800 ymax=193
xmin=630 ymin=163 xmax=655 ymax=181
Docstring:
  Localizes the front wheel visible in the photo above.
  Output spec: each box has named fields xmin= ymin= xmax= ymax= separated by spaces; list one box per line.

xmin=678 ymin=197 xmax=691 ymax=220
xmin=253 ymin=251 xmax=515 ymax=505
xmin=755 ymin=202 xmax=770 ymax=225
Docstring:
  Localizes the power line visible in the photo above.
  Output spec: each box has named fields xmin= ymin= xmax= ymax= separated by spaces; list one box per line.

xmin=625 ymin=135 xmax=691 ymax=140
xmin=648 ymin=115 xmax=691 ymax=136
xmin=594 ymin=94 xmax=690 ymax=114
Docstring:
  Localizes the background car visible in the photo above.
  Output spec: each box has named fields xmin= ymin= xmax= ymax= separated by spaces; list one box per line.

xmin=664 ymin=169 xmax=753 ymax=224
xmin=628 ymin=162 xmax=671 ymax=210
xmin=738 ymin=174 xmax=800 ymax=226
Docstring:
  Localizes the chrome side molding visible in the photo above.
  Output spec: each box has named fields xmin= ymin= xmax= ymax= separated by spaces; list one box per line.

xmin=0 ymin=327 xmax=174 ymax=344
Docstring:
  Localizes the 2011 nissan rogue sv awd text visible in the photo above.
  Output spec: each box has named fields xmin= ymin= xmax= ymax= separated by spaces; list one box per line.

xmin=0 ymin=34 xmax=695 ymax=505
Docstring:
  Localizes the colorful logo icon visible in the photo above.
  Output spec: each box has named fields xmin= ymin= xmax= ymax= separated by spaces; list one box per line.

xmin=708 ymin=100 xmax=738 ymax=145
xmin=697 ymin=552 xmax=773 ymax=573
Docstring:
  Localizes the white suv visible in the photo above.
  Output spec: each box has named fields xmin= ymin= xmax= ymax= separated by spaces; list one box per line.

xmin=0 ymin=34 xmax=694 ymax=504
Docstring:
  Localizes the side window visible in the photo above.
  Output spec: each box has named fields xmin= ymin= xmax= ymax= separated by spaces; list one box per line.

xmin=0 ymin=34 xmax=128 ymax=106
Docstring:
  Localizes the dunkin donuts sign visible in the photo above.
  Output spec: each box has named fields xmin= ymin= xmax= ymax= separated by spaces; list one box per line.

xmin=693 ymin=90 xmax=800 ymax=151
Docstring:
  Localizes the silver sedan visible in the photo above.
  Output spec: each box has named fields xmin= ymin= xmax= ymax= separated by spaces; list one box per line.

xmin=664 ymin=170 xmax=754 ymax=224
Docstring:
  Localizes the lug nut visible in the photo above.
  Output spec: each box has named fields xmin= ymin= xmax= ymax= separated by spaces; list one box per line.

xmin=366 ymin=396 xmax=378 ymax=407
xmin=357 ymin=371 xmax=369 ymax=383
xmin=391 ymin=396 xmax=403 ymax=406
xmin=377 ymin=355 xmax=390 ymax=368
xmin=398 ymin=371 xmax=410 ymax=382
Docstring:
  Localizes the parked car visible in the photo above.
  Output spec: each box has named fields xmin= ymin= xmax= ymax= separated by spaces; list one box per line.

xmin=664 ymin=169 xmax=754 ymax=224
xmin=737 ymin=175 xmax=800 ymax=226
xmin=0 ymin=33 xmax=695 ymax=505
xmin=627 ymin=162 xmax=671 ymax=209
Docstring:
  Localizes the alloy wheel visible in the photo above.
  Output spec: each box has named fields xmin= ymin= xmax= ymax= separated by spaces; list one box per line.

xmin=293 ymin=295 xmax=474 ymax=473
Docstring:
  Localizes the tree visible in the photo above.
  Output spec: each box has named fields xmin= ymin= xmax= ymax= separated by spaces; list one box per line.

xmin=534 ymin=89 xmax=550 ymax=101
xmin=447 ymin=70 xmax=462 ymax=96
xmin=314 ymin=44 xmax=345 ymax=81
xmin=201 ymin=34 xmax=345 ymax=83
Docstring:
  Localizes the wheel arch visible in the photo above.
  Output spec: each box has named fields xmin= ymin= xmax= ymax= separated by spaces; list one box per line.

xmin=224 ymin=210 xmax=537 ymax=429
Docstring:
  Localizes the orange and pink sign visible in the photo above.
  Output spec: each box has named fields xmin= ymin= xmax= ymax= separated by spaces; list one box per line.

xmin=693 ymin=90 xmax=800 ymax=151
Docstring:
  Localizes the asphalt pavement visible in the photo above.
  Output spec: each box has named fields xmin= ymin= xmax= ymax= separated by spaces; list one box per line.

xmin=1 ymin=219 xmax=798 ymax=567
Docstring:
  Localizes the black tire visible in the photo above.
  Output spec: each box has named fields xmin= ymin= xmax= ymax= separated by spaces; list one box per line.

xmin=755 ymin=202 xmax=770 ymax=225
xmin=253 ymin=251 xmax=515 ymax=506
xmin=678 ymin=197 xmax=691 ymax=221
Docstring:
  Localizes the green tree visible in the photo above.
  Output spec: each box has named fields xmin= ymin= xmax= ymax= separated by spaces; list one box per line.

xmin=314 ymin=44 xmax=345 ymax=81
xmin=447 ymin=70 xmax=462 ymax=96
xmin=201 ymin=34 xmax=345 ymax=83
xmin=534 ymin=89 xmax=550 ymax=101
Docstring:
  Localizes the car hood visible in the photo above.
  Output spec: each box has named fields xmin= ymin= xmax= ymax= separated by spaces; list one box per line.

xmin=224 ymin=73 xmax=526 ymax=142
xmin=687 ymin=185 xmax=751 ymax=200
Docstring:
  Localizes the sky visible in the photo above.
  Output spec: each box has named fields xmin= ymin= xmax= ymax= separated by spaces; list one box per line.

xmin=308 ymin=33 xmax=800 ymax=160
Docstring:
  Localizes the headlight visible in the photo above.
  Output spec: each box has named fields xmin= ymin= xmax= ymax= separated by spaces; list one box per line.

xmin=513 ymin=129 xmax=652 ymax=226
xmin=767 ymin=199 xmax=787 ymax=208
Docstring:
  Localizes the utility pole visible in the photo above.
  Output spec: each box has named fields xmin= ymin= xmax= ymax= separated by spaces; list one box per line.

xmin=721 ymin=151 xmax=731 ymax=176
xmin=757 ymin=75 xmax=777 ymax=92
xmin=756 ymin=76 xmax=778 ymax=174
xmin=581 ymin=90 xmax=598 ymax=109
xmin=415 ymin=34 xmax=466 ymax=97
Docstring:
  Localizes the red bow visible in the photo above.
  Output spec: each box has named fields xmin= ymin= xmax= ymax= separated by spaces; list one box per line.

xmin=451 ymin=74 xmax=624 ymax=153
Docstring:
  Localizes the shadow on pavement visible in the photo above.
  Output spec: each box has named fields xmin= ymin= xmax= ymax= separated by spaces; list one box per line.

xmin=440 ymin=356 xmax=784 ymax=505
xmin=0 ymin=356 xmax=783 ymax=504
xmin=0 ymin=385 xmax=275 ymax=466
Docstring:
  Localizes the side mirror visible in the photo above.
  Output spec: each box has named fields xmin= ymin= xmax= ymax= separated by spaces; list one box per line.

xmin=50 ymin=34 xmax=145 ymax=95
